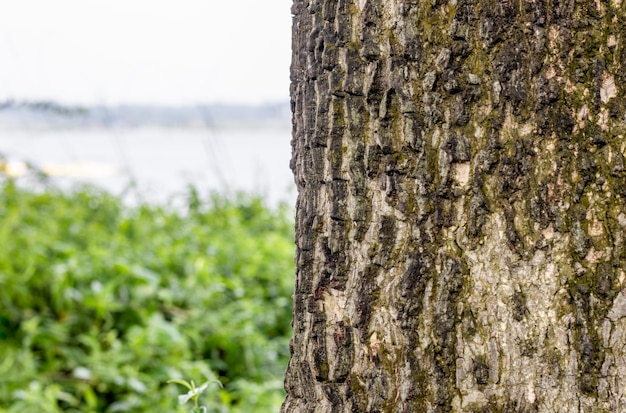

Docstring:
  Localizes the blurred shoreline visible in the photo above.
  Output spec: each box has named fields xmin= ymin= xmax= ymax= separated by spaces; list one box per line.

xmin=0 ymin=101 xmax=295 ymax=207
xmin=0 ymin=100 xmax=291 ymax=130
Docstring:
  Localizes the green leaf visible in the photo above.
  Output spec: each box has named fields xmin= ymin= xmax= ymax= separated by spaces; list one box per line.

xmin=167 ymin=379 xmax=194 ymax=391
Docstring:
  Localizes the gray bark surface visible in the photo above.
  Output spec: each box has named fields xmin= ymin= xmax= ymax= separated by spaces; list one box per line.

xmin=283 ymin=0 xmax=626 ymax=411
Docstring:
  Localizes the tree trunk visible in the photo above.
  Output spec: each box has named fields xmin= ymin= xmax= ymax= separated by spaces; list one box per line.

xmin=283 ymin=0 xmax=626 ymax=411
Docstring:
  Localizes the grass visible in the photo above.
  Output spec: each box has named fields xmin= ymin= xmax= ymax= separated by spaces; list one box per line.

xmin=0 ymin=179 xmax=294 ymax=412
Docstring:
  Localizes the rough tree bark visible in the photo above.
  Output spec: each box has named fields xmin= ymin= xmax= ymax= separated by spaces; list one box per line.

xmin=283 ymin=0 xmax=626 ymax=411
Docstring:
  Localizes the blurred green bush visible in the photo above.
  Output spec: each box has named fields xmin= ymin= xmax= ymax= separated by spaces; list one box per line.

xmin=0 ymin=180 xmax=294 ymax=412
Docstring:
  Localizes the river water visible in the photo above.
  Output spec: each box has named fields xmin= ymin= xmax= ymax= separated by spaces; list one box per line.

xmin=0 ymin=124 xmax=295 ymax=207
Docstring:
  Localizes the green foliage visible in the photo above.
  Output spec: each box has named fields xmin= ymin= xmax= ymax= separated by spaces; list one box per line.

xmin=0 ymin=180 xmax=294 ymax=412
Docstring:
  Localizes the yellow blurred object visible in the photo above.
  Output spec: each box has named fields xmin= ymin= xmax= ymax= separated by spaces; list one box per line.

xmin=41 ymin=162 xmax=119 ymax=178
xmin=0 ymin=160 xmax=29 ymax=177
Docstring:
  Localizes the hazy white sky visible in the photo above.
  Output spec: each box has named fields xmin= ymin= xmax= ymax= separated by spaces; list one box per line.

xmin=0 ymin=1 xmax=292 ymax=105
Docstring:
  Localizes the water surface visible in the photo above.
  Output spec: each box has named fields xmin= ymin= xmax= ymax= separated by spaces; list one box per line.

xmin=0 ymin=125 xmax=295 ymax=207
